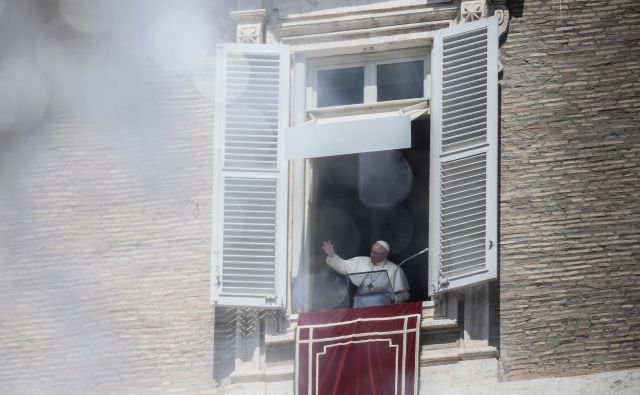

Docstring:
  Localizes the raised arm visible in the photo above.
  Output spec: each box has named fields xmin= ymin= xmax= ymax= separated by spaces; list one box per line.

xmin=322 ymin=240 xmax=355 ymax=275
xmin=321 ymin=240 xmax=335 ymax=257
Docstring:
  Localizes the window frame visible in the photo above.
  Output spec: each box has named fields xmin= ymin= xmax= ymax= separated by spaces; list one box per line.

xmin=211 ymin=17 xmax=499 ymax=310
xmin=306 ymin=48 xmax=430 ymax=113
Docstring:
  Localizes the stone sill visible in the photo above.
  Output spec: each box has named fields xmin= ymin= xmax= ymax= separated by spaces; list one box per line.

xmin=265 ymin=301 xmax=458 ymax=346
xmin=421 ymin=346 xmax=498 ymax=366
xmin=230 ymin=366 xmax=294 ymax=384
xmin=421 ymin=300 xmax=458 ymax=331
xmin=265 ymin=331 xmax=295 ymax=345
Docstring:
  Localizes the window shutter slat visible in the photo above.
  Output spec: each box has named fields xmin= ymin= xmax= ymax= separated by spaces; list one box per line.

xmin=429 ymin=17 xmax=498 ymax=296
xmin=212 ymin=44 xmax=290 ymax=307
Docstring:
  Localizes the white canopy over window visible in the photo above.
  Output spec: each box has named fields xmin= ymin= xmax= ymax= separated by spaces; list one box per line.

xmin=284 ymin=105 xmax=428 ymax=160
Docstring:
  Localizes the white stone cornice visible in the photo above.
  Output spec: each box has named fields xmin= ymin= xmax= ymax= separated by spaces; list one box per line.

xmin=268 ymin=2 xmax=457 ymax=57
xmin=281 ymin=21 xmax=450 ymax=58
xmin=275 ymin=5 xmax=457 ymax=37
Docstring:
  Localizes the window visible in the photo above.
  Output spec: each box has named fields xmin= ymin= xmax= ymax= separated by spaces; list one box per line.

xmin=309 ymin=50 xmax=429 ymax=111
xmin=212 ymin=16 xmax=499 ymax=309
xmin=317 ymin=66 xmax=364 ymax=107
xmin=300 ymin=120 xmax=431 ymax=311
xmin=377 ymin=61 xmax=424 ymax=102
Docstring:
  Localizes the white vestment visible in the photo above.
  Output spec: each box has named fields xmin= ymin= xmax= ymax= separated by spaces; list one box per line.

xmin=326 ymin=255 xmax=410 ymax=304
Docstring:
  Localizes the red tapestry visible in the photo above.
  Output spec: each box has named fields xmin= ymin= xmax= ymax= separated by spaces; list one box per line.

xmin=296 ymin=302 xmax=422 ymax=395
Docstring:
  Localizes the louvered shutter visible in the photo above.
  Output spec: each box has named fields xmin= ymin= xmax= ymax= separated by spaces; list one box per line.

xmin=428 ymin=17 xmax=498 ymax=296
xmin=212 ymin=44 xmax=290 ymax=307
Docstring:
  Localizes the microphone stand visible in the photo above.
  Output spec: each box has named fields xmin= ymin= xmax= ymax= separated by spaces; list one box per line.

xmin=390 ymin=247 xmax=429 ymax=303
xmin=398 ymin=247 xmax=429 ymax=267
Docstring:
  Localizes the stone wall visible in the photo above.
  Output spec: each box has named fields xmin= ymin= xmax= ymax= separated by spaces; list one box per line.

xmin=498 ymin=0 xmax=640 ymax=380
xmin=0 ymin=60 xmax=218 ymax=395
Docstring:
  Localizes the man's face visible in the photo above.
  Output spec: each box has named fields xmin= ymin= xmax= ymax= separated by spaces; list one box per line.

xmin=370 ymin=243 xmax=388 ymax=264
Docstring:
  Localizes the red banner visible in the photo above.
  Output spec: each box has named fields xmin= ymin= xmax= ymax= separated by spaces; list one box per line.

xmin=296 ymin=302 xmax=422 ymax=395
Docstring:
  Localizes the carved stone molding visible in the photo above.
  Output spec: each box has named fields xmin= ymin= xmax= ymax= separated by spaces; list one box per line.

xmin=460 ymin=0 xmax=511 ymax=42
xmin=460 ymin=0 xmax=487 ymax=23
xmin=230 ymin=9 xmax=268 ymax=44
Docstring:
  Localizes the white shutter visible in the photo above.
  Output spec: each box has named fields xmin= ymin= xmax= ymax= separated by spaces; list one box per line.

xmin=429 ymin=17 xmax=498 ymax=296
xmin=212 ymin=43 xmax=290 ymax=307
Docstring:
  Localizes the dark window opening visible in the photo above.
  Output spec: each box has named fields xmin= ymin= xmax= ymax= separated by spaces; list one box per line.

xmin=317 ymin=66 xmax=365 ymax=107
xmin=301 ymin=119 xmax=430 ymax=312
xmin=377 ymin=61 xmax=424 ymax=102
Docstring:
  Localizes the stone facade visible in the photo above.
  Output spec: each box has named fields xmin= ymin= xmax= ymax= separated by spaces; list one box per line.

xmin=1 ymin=0 xmax=639 ymax=393
xmin=0 ymin=2 xmax=220 ymax=389
xmin=498 ymin=0 xmax=640 ymax=381
xmin=0 ymin=77 xmax=218 ymax=394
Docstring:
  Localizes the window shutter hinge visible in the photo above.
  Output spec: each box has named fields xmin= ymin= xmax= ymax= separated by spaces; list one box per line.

xmin=213 ymin=250 xmax=222 ymax=285
xmin=437 ymin=257 xmax=449 ymax=287
xmin=489 ymin=240 xmax=494 ymax=250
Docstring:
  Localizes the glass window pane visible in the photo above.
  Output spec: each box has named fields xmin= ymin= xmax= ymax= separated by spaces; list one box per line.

xmin=317 ymin=66 xmax=364 ymax=107
xmin=377 ymin=61 xmax=424 ymax=102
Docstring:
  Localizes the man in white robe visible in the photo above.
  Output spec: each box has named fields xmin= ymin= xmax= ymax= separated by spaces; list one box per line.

xmin=322 ymin=240 xmax=410 ymax=304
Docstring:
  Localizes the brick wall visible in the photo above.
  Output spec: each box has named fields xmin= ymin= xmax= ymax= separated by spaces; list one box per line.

xmin=0 ymin=69 xmax=217 ymax=393
xmin=498 ymin=0 xmax=640 ymax=380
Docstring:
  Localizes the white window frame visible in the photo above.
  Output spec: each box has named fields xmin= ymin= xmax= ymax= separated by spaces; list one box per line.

xmin=306 ymin=48 xmax=430 ymax=114
xmin=287 ymin=17 xmax=498 ymax=309
xmin=285 ymin=48 xmax=431 ymax=312
xmin=211 ymin=18 xmax=499 ymax=313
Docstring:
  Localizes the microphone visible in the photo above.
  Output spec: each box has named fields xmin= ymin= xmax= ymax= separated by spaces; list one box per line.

xmin=389 ymin=247 xmax=428 ymax=304
xmin=398 ymin=247 xmax=429 ymax=267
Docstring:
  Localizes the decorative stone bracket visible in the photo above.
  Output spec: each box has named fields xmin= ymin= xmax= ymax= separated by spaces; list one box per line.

xmin=490 ymin=0 xmax=511 ymax=45
xmin=460 ymin=0 xmax=511 ymax=43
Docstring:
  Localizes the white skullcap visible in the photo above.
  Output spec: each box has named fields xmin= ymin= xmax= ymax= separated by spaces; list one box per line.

xmin=375 ymin=240 xmax=390 ymax=253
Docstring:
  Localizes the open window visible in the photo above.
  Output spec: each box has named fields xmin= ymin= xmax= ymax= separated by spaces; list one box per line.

xmin=212 ymin=17 xmax=499 ymax=310
xmin=299 ymin=119 xmax=431 ymax=311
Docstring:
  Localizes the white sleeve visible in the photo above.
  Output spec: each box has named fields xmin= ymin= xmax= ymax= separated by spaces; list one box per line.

xmin=326 ymin=255 xmax=360 ymax=275
xmin=390 ymin=266 xmax=410 ymax=303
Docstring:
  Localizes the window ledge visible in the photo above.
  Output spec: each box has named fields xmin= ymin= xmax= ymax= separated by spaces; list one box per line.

xmin=265 ymin=302 xmax=455 ymax=347
xmin=421 ymin=317 xmax=458 ymax=331
xmin=421 ymin=299 xmax=459 ymax=330
xmin=265 ymin=331 xmax=295 ymax=345
xmin=420 ymin=346 xmax=498 ymax=366
xmin=230 ymin=366 xmax=295 ymax=384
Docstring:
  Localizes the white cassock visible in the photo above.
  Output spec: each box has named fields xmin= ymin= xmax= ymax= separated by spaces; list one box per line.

xmin=326 ymin=255 xmax=410 ymax=304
